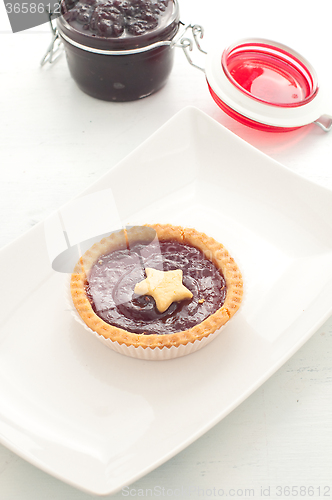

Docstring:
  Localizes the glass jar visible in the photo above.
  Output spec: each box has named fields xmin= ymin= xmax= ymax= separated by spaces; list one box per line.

xmin=56 ymin=0 xmax=180 ymax=101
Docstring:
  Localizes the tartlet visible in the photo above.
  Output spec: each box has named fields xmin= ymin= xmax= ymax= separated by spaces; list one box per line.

xmin=70 ymin=224 xmax=243 ymax=351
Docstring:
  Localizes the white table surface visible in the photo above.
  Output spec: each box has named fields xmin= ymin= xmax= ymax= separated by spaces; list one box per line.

xmin=1 ymin=0 xmax=332 ymax=498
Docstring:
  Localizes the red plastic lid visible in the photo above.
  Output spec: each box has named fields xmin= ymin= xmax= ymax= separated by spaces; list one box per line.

xmin=205 ymin=38 xmax=327 ymax=131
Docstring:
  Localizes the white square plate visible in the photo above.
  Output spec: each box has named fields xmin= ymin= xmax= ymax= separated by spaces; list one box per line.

xmin=1 ymin=107 xmax=332 ymax=495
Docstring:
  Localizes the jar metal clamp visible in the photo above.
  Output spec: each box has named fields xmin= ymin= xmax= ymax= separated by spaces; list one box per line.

xmin=41 ymin=9 xmax=63 ymax=66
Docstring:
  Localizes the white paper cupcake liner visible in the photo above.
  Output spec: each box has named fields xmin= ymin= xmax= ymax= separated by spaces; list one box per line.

xmin=88 ymin=327 xmax=223 ymax=360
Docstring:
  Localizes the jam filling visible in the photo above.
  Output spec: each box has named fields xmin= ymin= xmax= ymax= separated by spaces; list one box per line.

xmin=86 ymin=240 xmax=227 ymax=335
xmin=63 ymin=0 xmax=172 ymax=38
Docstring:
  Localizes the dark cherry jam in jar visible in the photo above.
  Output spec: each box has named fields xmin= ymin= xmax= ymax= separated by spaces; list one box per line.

xmin=56 ymin=0 xmax=180 ymax=101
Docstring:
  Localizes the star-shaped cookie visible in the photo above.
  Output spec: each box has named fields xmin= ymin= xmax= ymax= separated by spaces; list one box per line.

xmin=134 ymin=267 xmax=193 ymax=313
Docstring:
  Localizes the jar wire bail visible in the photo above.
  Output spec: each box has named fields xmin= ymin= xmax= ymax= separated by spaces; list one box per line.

xmin=171 ymin=24 xmax=206 ymax=72
xmin=40 ymin=7 xmax=63 ymax=66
